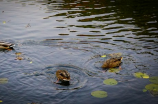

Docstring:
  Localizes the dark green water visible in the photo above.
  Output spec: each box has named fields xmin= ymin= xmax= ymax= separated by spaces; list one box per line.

xmin=0 ymin=0 xmax=158 ymax=104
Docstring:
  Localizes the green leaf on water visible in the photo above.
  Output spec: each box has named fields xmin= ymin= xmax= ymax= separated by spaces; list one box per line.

xmin=91 ymin=90 xmax=108 ymax=98
xmin=103 ymin=78 xmax=118 ymax=85
xmin=133 ymin=72 xmax=149 ymax=79
xmin=145 ymin=84 xmax=158 ymax=96
xmin=101 ymin=55 xmax=106 ymax=58
xmin=149 ymin=76 xmax=158 ymax=84
xmin=108 ymin=68 xmax=120 ymax=73
xmin=0 ymin=78 xmax=8 ymax=84
xmin=143 ymin=89 xmax=147 ymax=92
xmin=0 ymin=100 xmax=2 ymax=102
xmin=145 ymin=84 xmax=158 ymax=91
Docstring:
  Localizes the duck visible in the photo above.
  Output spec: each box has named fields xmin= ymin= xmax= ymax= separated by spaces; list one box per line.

xmin=0 ymin=41 xmax=14 ymax=49
xmin=56 ymin=70 xmax=70 ymax=82
xmin=102 ymin=57 xmax=123 ymax=68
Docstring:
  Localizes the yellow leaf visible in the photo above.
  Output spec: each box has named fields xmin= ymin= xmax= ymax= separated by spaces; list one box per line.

xmin=15 ymin=52 xmax=22 ymax=55
xmin=134 ymin=72 xmax=149 ymax=79
xmin=3 ymin=21 xmax=6 ymax=24
xmin=0 ymin=100 xmax=3 ymax=102
xmin=101 ymin=55 xmax=106 ymax=57
xmin=143 ymin=74 xmax=149 ymax=79
xmin=16 ymin=56 xmax=23 ymax=60
xmin=30 ymin=61 xmax=32 ymax=63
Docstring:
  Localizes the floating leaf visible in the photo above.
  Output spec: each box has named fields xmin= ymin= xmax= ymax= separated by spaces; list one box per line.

xmin=0 ymin=78 xmax=8 ymax=84
xmin=133 ymin=72 xmax=149 ymax=79
xmin=145 ymin=84 xmax=158 ymax=91
xmin=103 ymin=78 xmax=118 ymax=85
xmin=16 ymin=56 xmax=23 ymax=60
xmin=108 ymin=68 xmax=120 ymax=73
xmin=143 ymin=74 xmax=149 ymax=79
xmin=30 ymin=61 xmax=32 ymax=63
xmin=3 ymin=21 xmax=6 ymax=24
xmin=0 ymin=100 xmax=2 ymax=102
xmin=143 ymin=89 xmax=147 ymax=92
xmin=145 ymin=84 xmax=158 ymax=96
xmin=101 ymin=55 xmax=106 ymax=58
xmin=109 ymin=53 xmax=122 ymax=58
xmin=15 ymin=52 xmax=22 ymax=56
xmin=91 ymin=91 xmax=108 ymax=98
xmin=149 ymin=76 xmax=158 ymax=84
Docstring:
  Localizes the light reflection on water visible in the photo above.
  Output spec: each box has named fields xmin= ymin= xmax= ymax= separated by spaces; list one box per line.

xmin=0 ymin=0 xmax=158 ymax=104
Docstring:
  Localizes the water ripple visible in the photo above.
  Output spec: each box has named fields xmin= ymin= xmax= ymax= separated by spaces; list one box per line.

xmin=44 ymin=64 xmax=88 ymax=90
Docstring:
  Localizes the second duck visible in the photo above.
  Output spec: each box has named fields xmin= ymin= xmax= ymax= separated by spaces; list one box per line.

xmin=102 ymin=57 xmax=123 ymax=68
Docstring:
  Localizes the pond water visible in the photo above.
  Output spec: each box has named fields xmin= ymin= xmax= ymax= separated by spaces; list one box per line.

xmin=0 ymin=0 xmax=158 ymax=104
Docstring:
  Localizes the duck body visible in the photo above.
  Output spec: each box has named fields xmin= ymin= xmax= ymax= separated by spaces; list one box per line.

xmin=102 ymin=57 xmax=123 ymax=68
xmin=56 ymin=70 xmax=70 ymax=82
xmin=0 ymin=41 xmax=14 ymax=49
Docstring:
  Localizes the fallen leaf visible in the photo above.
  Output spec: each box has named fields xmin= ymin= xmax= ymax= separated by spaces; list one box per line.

xmin=16 ymin=56 xmax=23 ymax=60
xmin=0 ymin=78 xmax=8 ymax=84
xmin=101 ymin=55 xmax=106 ymax=58
xmin=3 ymin=21 xmax=6 ymax=24
xmin=15 ymin=52 xmax=22 ymax=56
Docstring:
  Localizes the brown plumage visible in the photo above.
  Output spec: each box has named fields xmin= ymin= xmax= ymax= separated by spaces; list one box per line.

xmin=56 ymin=70 xmax=70 ymax=82
xmin=102 ymin=57 xmax=123 ymax=68
xmin=0 ymin=41 xmax=14 ymax=49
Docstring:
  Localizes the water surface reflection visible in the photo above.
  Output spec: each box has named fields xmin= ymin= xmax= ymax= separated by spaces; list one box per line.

xmin=0 ymin=0 xmax=158 ymax=104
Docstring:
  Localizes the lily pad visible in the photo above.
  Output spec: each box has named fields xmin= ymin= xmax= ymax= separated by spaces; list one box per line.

xmin=143 ymin=89 xmax=147 ymax=92
xmin=91 ymin=90 xmax=108 ymax=98
xmin=149 ymin=76 xmax=158 ymax=84
xmin=145 ymin=84 xmax=158 ymax=91
xmin=133 ymin=72 xmax=149 ymax=78
xmin=145 ymin=84 xmax=158 ymax=96
xmin=103 ymin=78 xmax=118 ymax=85
xmin=108 ymin=68 xmax=120 ymax=73
xmin=0 ymin=78 xmax=8 ymax=84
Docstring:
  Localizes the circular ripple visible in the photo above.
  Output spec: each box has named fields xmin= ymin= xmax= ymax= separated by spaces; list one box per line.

xmin=83 ymin=55 xmax=107 ymax=76
xmin=44 ymin=64 xmax=88 ymax=90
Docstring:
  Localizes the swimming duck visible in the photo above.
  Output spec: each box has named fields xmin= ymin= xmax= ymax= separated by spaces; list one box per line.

xmin=0 ymin=41 xmax=14 ymax=49
xmin=56 ymin=70 xmax=70 ymax=82
xmin=102 ymin=57 xmax=123 ymax=68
